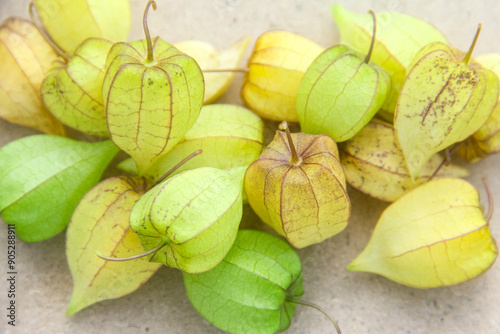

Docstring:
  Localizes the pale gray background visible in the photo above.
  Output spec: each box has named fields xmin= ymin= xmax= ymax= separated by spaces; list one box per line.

xmin=1 ymin=0 xmax=500 ymax=333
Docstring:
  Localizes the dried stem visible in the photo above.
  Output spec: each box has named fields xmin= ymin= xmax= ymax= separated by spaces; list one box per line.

xmin=286 ymin=298 xmax=341 ymax=334
xmin=144 ymin=0 xmax=157 ymax=64
xmin=428 ymin=142 xmax=462 ymax=182
xmin=279 ymin=121 xmax=301 ymax=166
xmin=364 ymin=10 xmax=377 ymax=64
xmin=28 ymin=2 xmax=69 ymax=60
xmin=444 ymin=147 xmax=452 ymax=166
xmin=153 ymin=149 xmax=203 ymax=186
xmin=482 ymin=177 xmax=494 ymax=223
xmin=463 ymin=23 xmax=482 ymax=65
xmin=96 ymin=240 xmax=165 ymax=262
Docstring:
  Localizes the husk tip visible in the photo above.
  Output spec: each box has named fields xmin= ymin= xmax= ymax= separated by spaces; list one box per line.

xmin=345 ymin=259 xmax=361 ymax=272
xmin=330 ymin=3 xmax=344 ymax=15
xmin=66 ymin=297 xmax=83 ymax=316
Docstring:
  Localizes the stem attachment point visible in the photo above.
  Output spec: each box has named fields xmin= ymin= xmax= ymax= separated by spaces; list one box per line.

xmin=143 ymin=0 xmax=157 ymax=64
xmin=462 ymin=23 xmax=482 ymax=65
xmin=279 ymin=121 xmax=302 ymax=166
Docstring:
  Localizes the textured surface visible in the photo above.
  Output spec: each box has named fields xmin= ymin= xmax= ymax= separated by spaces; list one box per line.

xmin=296 ymin=44 xmax=391 ymax=142
xmin=33 ymin=0 xmax=130 ymax=54
xmin=1 ymin=0 xmax=500 ymax=333
xmin=347 ymin=178 xmax=497 ymax=288
xmin=341 ymin=120 xmax=469 ymax=202
xmin=395 ymin=43 xmax=499 ymax=179
xmin=0 ymin=18 xmax=63 ymax=135
xmin=118 ymin=104 xmax=264 ymax=182
xmin=241 ymin=30 xmax=324 ymax=122
xmin=244 ymin=131 xmax=350 ymax=248
xmin=102 ymin=38 xmax=204 ymax=174
xmin=65 ymin=176 xmax=161 ymax=315
xmin=175 ymin=38 xmax=250 ymax=104
xmin=0 ymin=136 xmax=119 ymax=242
xmin=130 ymin=167 xmax=243 ymax=273
xmin=331 ymin=4 xmax=449 ymax=114
xmin=41 ymin=38 xmax=113 ymax=136
xmin=184 ymin=230 xmax=304 ymax=333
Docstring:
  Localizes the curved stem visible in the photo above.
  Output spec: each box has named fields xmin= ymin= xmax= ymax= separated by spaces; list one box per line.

xmin=482 ymin=177 xmax=494 ymax=223
xmin=462 ymin=23 xmax=482 ymax=65
xmin=279 ymin=121 xmax=301 ymax=166
xmin=444 ymin=147 xmax=452 ymax=166
xmin=286 ymin=298 xmax=341 ymax=334
xmin=143 ymin=0 xmax=157 ymax=63
xmin=364 ymin=10 xmax=377 ymax=64
xmin=96 ymin=241 xmax=166 ymax=262
xmin=29 ymin=2 xmax=69 ymax=60
xmin=427 ymin=142 xmax=462 ymax=182
xmin=153 ymin=149 xmax=203 ymax=187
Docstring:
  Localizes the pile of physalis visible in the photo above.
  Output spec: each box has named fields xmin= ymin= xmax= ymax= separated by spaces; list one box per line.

xmin=0 ymin=1 xmax=498 ymax=333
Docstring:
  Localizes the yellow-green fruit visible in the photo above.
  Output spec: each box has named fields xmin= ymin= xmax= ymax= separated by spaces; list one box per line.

xmin=130 ymin=167 xmax=245 ymax=273
xmin=118 ymin=104 xmax=264 ymax=183
xmin=347 ymin=178 xmax=497 ymax=288
xmin=102 ymin=35 xmax=204 ymax=174
xmin=184 ymin=230 xmax=304 ymax=334
xmin=241 ymin=30 xmax=324 ymax=122
xmin=0 ymin=135 xmax=119 ymax=242
xmin=175 ymin=38 xmax=250 ymax=104
xmin=395 ymin=32 xmax=499 ymax=180
xmin=331 ymin=4 xmax=448 ymax=118
xmin=340 ymin=120 xmax=469 ymax=202
xmin=244 ymin=124 xmax=350 ymax=248
xmin=297 ymin=44 xmax=391 ymax=142
xmin=458 ymin=102 xmax=500 ymax=162
xmin=42 ymin=38 xmax=113 ymax=136
xmin=0 ymin=18 xmax=64 ymax=135
xmin=33 ymin=0 xmax=130 ymax=54
xmin=458 ymin=54 xmax=500 ymax=162
xmin=66 ymin=176 xmax=161 ymax=315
